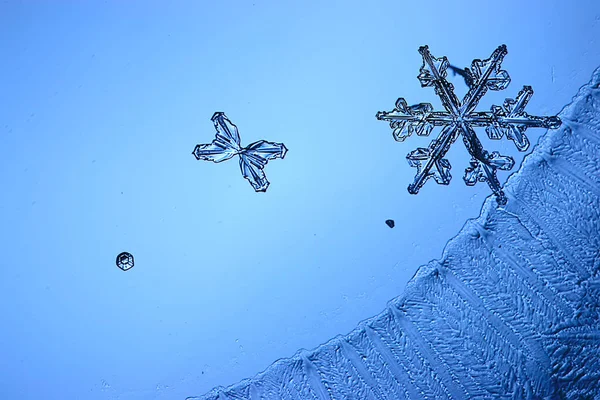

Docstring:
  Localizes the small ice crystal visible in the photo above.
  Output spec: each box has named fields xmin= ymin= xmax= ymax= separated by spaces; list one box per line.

xmin=376 ymin=45 xmax=562 ymax=205
xmin=116 ymin=252 xmax=134 ymax=271
xmin=192 ymin=112 xmax=288 ymax=192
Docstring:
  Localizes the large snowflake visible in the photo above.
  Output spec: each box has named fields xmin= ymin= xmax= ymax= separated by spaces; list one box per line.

xmin=376 ymin=45 xmax=561 ymax=204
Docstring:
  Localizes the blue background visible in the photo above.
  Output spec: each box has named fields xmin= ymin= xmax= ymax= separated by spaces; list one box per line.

xmin=1 ymin=1 xmax=599 ymax=398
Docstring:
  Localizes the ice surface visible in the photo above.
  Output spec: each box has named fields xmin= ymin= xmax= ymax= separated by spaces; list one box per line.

xmin=192 ymin=112 xmax=288 ymax=192
xmin=188 ymin=66 xmax=600 ymax=399
xmin=376 ymin=45 xmax=562 ymax=205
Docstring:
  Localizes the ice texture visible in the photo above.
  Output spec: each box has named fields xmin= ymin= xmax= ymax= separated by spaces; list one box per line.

xmin=192 ymin=112 xmax=288 ymax=192
xmin=188 ymin=68 xmax=600 ymax=399
xmin=376 ymin=46 xmax=562 ymax=204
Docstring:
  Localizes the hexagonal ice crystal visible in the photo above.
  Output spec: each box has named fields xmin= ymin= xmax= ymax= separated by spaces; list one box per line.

xmin=116 ymin=252 xmax=134 ymax=271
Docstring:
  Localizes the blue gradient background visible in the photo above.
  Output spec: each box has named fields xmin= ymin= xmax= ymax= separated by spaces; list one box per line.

xmin=1 ymin=1 xmax=599 ymax=399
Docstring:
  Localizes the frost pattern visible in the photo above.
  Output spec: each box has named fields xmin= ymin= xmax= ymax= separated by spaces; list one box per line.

xmin=376 ymin=45 xmax=562 ymax=204
xmin=187 ymin=67 xmax=600 ymax=399
xmin=192 ymin=112 xmax=288 ymax=192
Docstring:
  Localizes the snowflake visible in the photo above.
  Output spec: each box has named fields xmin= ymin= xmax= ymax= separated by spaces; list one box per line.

xmin=192 ymin=112 xmax=288 ymax=192
xmin=376 ymin=45 xmax=561 ymax=204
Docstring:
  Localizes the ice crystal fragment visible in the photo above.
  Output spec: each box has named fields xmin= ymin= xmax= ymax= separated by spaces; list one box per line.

xmin=448 ymin=64 xmax=474 ymax=88
xmin=385 ymin=219 xmax=395 ymax=228
xmin=377 ymin=45 xmax=562 ymax=204
xmin=192 ymin=112 xmax=288 ymax=192
xmin=116 ymin=252 xmax=134 ymax=271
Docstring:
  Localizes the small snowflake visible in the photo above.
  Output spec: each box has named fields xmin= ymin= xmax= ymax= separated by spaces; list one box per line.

xmin=376 ymin=45 xmax=561 ymax=204
xmin=116 ymin=251 xmax=134 ymax=271
xmin=193 ymin=112 xmax=288 ymax=192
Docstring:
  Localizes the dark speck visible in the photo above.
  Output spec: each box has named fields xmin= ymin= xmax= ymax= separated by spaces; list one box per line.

xmin=385 ymin=219 xmax=395 ymax=228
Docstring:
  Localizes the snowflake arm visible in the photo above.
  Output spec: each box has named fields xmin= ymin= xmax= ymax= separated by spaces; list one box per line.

xmin=460 ymin=45 xmax=510 ymax=115
xmin=485 ymin=85 xmax=562 ymax=151
xmin=239 ymin=140 xmax=288 ymax=192
xmin=460 ymin=123 xmax=514 ymax=204
xmin=418 ymin=45 xmax=462 ymax=115
xmin=192 ymin=112 xmax=242 ymax=163
xmin=407 ymin=125 xmax=458 ymax=194
xmin=375 ymin=99 xmax=435 ymax=142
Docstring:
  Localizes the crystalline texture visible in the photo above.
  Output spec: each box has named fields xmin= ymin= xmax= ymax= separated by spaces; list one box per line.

xmin=188 ymin=67 xmax=600 ymax=399
xmin=192 ymin=112 xmax=288 ymax=192
xmin=376 ymin=45 xmax=561 ymax=204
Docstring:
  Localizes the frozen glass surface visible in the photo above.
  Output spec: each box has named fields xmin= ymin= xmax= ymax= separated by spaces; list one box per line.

xmin=0 ymin=1 xmax=599 ymax=399
xmin=190 ymin=64 xmax=600 ymax=400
